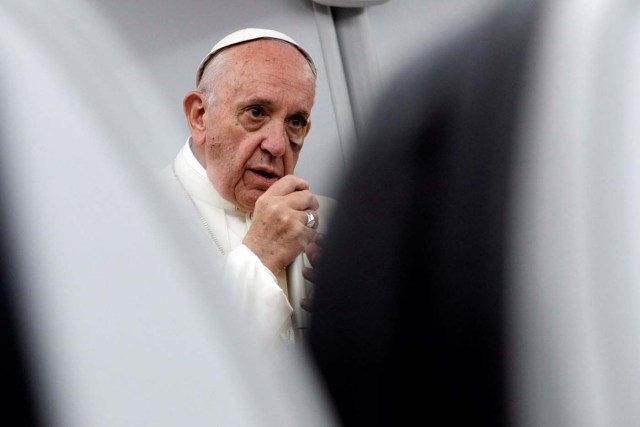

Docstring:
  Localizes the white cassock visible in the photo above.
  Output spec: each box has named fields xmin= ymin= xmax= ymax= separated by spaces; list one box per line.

xmin=167 ymin=138 xmax=335 ymax=346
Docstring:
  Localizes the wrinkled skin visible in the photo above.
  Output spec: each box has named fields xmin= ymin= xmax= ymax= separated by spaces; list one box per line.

xmin=184 ymin=39 xmax=321 ymax=278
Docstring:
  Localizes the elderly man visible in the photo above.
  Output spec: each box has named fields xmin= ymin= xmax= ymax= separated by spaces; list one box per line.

xmin=169 ymin=28 xmax=330 ymax=345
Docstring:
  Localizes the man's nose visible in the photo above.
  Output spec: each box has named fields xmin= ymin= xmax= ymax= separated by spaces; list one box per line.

xmin=260 ymin=121 xmax=287 ymax=157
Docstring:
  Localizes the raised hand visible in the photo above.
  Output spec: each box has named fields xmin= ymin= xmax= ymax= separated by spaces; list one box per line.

xmin=243 ymin=174 xmax=319 ymax=275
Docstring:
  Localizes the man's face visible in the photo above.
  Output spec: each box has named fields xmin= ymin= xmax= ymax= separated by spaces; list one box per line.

xmin=201 ymin=39 xmax=316 ymax=212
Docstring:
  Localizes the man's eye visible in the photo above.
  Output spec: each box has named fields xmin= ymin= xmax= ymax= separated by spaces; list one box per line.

xmin=288 ymin=115 xmax=308 ymax=128
xmin=247 ymin=107 xmax=265 ymax=118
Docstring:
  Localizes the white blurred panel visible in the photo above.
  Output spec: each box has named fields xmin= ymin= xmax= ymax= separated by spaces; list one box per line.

xmin=508 ymin=0 xmax=640 ymax=425
xmin=0 ymin=1 xmax=338 ymax=426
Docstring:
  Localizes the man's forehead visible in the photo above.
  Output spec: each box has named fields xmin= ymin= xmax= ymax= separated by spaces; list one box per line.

xmin=226 ymin=38 xmax=305 ymax=60
xmin=218 ymin=43 xmax=316 ymax=97
xmin=224 ymin=39 xmax=315 ymax=75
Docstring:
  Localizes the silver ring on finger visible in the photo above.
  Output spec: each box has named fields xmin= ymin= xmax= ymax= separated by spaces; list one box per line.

xmin=304 ymin=210 xmax=319 ymax=230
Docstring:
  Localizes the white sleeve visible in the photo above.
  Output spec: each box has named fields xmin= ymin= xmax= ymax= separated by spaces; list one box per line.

xmin=219 ymin=244 xmax=293 ymax=343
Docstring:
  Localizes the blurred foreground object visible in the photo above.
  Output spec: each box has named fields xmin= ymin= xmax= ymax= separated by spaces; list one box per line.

xmin=0 ymin=1 xmax=338 ymax=426
xmin=308 ymin=0 xmax=640 ymax=426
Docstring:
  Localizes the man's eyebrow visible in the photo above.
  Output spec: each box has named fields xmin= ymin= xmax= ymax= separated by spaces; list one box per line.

xmin=291 ymin=109 xmax=310 ymax=119
xmin=245 ymin=97 xmax=272 ymax=107
xmin=244 ymin=98 xmax=310 ymax=118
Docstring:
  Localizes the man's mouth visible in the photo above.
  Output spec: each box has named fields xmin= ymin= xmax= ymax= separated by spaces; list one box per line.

xmin=247 ymin=168 xmax=281 ymax=187
xmin=252 ymin=169 xmax=278 ymax=179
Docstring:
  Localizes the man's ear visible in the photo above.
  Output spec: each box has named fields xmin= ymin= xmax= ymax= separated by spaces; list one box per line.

xmin=183 ymin=91 xmax=207 ymax=145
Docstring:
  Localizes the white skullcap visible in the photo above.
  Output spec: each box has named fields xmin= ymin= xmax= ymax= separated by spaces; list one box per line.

xmin=195 ymin=28 xmax=317 ymax=86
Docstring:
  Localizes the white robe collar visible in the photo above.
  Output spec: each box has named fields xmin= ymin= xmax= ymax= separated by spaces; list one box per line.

xmin=176 ymin=137 xmax=243 ymax=214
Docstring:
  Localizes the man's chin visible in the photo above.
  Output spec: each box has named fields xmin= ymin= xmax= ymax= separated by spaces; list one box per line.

xmin=236 ymin=191 xmax=264 ymax=212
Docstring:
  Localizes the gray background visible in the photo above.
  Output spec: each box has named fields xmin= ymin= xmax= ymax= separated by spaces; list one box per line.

xmin=89 ymin=0 xmax=497 ymax=198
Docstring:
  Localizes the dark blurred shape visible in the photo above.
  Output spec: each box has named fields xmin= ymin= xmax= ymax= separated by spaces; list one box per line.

xmin=0 ymin=231 xmax=41 ymax=427
xmin=0 ymin=125 xmax=41 ymax=426
xmin=307 ymin=0 xmax=541 ymax=425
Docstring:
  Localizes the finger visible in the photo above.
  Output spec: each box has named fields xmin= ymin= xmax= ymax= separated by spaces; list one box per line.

xmin=300 ymin=298 xmax=313 ymax=313
xmin=299 ymin=210 xmax=320 ymax=232
xmin=284 ymin=191 xmax=319 ymax=212
xmin=305 ymin=240 xmax=322 ymax=266
xmin=302 ymin=266 xmax=316 ymax=283
xmin=313 ymin=232 xmax=325 ymax=246
xmin=265 ymin=174 xmax=309 ymax=196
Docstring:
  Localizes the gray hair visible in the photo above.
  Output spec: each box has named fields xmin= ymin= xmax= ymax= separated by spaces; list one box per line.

xmin=196 ymin=49 xmax=229 ymax=106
